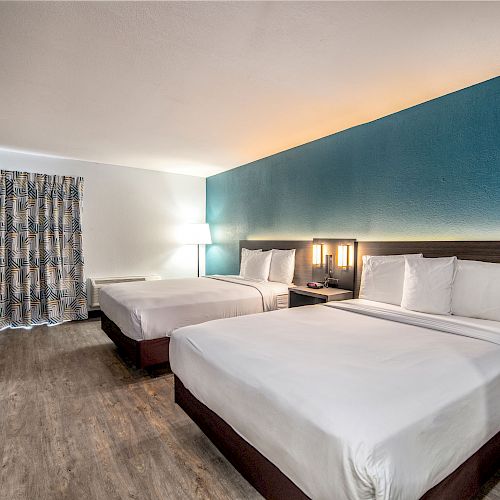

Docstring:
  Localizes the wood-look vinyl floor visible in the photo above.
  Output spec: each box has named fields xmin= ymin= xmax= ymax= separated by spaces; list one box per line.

xmin=0 ymin=318 xmax=498 ymax=500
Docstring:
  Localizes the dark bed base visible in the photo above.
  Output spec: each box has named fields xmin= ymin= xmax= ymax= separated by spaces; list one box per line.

xmin=101 ymin=313 xmax=170 ymax=369
xmin=174 ymin=375 xmax=500 ymax=500
xmin=174 ymin=375 xmax=308 ymax=500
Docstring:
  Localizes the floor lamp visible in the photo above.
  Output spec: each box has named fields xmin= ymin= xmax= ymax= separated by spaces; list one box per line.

xmin=183 ymin=223 xmax=212 ymax=277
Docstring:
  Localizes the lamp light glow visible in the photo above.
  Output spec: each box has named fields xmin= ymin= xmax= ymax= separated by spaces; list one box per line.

xmin=312 ymin=244 xmax=322 ymax=265
xmin=337 ymin=244 xmax=349 ymax=268
xmin=349 ymin=245 xmax=355 ymax=268
xmin=180 ymin=223 xmax=212 ymax=277
xmin=313 ymin=243 xmax=331 ymax=266
xmin=180 ymin=223 xmax=212 ymax=245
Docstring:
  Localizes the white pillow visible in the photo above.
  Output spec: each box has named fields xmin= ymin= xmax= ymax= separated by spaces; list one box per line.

xmin=359 ymin=254 xmax=423 ymax=305
xmin=240 ymin=248 xmax=261 ymax=276
xmin=401 ymin=257 xmax=457 ymax=315
xmin=242 ymin=250 xmax=272 ymax=281
xmin=269 ymin=249 xmax=296 ymax=284
xmin=452 ymin=259 xmax=500 ymax=321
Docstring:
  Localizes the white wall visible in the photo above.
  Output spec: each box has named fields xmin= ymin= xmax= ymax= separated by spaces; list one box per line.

xmin=0 ymin=149 xmax=206 ymax=280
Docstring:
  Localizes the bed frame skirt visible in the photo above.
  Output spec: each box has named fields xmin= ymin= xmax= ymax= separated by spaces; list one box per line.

xmin=101 ymin=313 xmax=170 ymax=369
xmin=174 ymin=375 xmax=500 ymax=500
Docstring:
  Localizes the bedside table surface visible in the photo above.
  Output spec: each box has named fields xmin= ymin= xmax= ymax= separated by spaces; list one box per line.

xmin=290 ymin=286 xmax=353 ymax=300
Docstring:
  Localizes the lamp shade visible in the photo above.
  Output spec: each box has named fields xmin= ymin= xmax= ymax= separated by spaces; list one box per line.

xmin=181 ymin=223 xmax=212 ymax=244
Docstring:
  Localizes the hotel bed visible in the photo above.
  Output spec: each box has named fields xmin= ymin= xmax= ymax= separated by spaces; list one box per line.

xmin=100 ymin=275 xmax=290 ymax=341
xmin=171 ymin=241 xmax=500 ymax=499
xmin=100 ymin=240 xmax=312 ymax=368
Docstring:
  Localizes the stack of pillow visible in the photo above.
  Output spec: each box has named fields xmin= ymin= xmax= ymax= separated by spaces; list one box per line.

xmin=240 ymin=248 xmax=296 ymax=285
xmin=359 ymin=254 xmax=500 ymax=321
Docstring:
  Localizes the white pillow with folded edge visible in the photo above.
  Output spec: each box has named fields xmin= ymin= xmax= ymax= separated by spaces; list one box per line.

xmin=240 ymin=248 xmax=261 ymax=276
xmin=269 ymin=249 xmax=296 ymax=284
xmin=401 ymin=256 xmax=457 ymax=315
xmin=359 ymin=254 xmax=423 ymax=305
xmin=452 ymin=259 xmax=500 ymax=321
xmin=242 ymin=250 xmax=272 ymax=281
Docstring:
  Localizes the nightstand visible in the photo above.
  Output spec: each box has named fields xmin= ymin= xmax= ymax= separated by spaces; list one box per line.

xmin=289 ymin=286 xmax=353 ymax=308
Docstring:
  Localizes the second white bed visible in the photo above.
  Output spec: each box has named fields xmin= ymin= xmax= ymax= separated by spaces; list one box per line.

xmin=170 ymin=299 xmax=500 ymax=499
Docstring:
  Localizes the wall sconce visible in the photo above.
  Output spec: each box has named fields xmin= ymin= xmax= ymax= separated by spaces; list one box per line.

xmin=312 ymin=244 xmax=323 ymax=265
xmin=313 ymin=244 xmax=330 ymax=265
xmin=337 ymin=244 xmax=352 ymax=269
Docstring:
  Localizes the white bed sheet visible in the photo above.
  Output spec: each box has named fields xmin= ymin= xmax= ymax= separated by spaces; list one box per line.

xmin=329 ymin=298 xmax=500 ymax=345
xmin=99 ymin=275 xmax=289 ymax=341
xmin=170 ymin=299 xmax=500 ymax=500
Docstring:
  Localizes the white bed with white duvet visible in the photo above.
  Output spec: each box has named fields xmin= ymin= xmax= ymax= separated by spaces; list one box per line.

xmin=170 ymin=252 xmax=500 ymax=499
xmin=99 ymin=246 xmax=297 ymax=368
xmin=99 ymin=275 xmax=290 ymax=341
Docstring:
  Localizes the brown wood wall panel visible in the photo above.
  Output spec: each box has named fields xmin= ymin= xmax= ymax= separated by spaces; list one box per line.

xmin=355 ymin=241 xmax=500 ymax=297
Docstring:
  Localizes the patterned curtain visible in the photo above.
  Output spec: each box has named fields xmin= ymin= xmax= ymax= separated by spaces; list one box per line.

xmin=0 ymin=170 xmax=88 ymax=329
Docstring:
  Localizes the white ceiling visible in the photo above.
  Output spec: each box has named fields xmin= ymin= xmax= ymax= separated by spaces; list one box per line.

xmin=1 ymin=2 xmax=499 ymax=178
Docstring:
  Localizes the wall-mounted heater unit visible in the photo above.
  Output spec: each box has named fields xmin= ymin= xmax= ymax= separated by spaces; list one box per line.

xmin=88 ymin=275 xmax=161 ymax=308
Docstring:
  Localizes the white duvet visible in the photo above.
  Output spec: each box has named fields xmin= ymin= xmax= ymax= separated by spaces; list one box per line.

xmin=99 ymin=275 xmax=289 ymax=341
xmin=170 ymin=299 xmax=500 ymax=500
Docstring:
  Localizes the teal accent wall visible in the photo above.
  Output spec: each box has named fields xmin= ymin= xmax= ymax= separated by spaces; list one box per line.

xmin=206 ymin=77 xmax=500 ymax=275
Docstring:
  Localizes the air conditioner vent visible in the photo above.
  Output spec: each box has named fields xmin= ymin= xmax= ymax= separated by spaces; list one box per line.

xmin=88 ymin=275 xmax=161 ymax=308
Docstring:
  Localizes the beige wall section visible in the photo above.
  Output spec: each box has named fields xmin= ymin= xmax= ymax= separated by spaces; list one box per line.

xmin=0 ymin=149 xmax=206 ymax=280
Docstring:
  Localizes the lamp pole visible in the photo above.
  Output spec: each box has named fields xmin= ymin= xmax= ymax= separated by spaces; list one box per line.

xmin=182 ymin=223 xmax=211 ymax=278
xmin=197 ymin=244 xmax=200 ymax=277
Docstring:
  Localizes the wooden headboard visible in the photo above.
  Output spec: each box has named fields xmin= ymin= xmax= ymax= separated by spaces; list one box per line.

xmin=355 ymin=241 xmax=500 ymax=297
xmin=239 ymin=240 xmax=312 ymax=285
